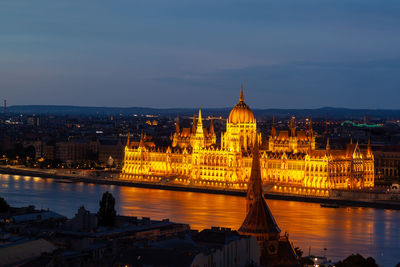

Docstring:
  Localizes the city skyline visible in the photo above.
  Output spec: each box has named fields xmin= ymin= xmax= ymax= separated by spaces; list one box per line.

xmin=1 ymin=0 xmax=400 ymax=109
xmin=1 ymin=1 xmax=400 ymax=266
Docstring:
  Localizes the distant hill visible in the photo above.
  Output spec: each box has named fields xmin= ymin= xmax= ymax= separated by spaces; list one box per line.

xmin=5 ymin=105 xmax=400 ymax=119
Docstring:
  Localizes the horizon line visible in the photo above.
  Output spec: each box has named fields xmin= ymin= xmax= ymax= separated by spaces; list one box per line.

xmin=4 ymin=104 xmax=400 ymax=111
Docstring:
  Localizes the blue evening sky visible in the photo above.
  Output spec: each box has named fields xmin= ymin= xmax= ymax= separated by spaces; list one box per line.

xmin=1 ymin=0 xmax=400 ymax=109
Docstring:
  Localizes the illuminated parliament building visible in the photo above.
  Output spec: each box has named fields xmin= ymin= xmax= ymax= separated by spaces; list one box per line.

xmin=121 ymin=84 xmax=374 ymax=196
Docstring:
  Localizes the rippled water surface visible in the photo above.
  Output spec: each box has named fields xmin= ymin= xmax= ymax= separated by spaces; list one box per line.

xmin=1 ymin=174 xmax=399 ymax=266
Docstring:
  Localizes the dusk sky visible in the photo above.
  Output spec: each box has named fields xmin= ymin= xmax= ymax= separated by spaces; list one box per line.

xmin=1 ymin=0 xmax=400 ymax=109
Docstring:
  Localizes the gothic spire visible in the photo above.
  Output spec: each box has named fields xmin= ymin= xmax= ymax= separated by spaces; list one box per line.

xmin=210 ymin=118 xmax=215 ymax=135
xmin=192 ymin=114 xmax=197 ymax=134
xmin=196 ymin=108 xmax=204 ymax=134
xmin=326 ymin=137 xmax=330 ymax=151
xmin=139 ymin=131 xmax=145 ymax=147
xmin=367 ymin=137 xmax=372 ymax=156
xmin=271 ymin=116 xmax=276 ymax=137
xmin=290 ymin=116 xmax=296 ymax=137
xmin=309 ymin=117 xmax=314 ymax=137
xmin=126 ymin=132 xmax=130 ymax=147
xmin=239 ymin=141 xmax=281 ymax=235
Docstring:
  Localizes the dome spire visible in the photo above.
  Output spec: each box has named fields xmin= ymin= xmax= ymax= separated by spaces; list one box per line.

xmin=240 ymin=81 xmax=244 ymax=102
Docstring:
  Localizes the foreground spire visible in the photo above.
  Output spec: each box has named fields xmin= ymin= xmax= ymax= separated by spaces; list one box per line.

xmin=239 ymin=141 xmax=280 ymax=234
xmin=247 ymin=140 xmax=263 ymax=209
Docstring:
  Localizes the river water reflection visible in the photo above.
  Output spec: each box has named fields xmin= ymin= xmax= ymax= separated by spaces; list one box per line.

xmin=1 ymin=174 xmax=399 ymax=266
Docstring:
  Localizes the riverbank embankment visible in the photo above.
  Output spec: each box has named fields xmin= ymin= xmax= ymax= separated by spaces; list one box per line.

xmin=1 ymin=166 xmax=400 ymax=210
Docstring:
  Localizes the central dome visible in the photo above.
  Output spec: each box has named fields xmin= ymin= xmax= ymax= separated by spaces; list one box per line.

xmin=228 ymin=83 xmax=256 ymax=124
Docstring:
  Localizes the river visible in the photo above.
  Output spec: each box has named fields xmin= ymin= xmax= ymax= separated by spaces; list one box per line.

xmin=0 ymin=174 xmax=399 ymax=266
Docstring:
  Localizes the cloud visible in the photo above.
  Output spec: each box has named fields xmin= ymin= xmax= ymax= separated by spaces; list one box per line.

xmin=0 ymin=0 xmax=399 ymax=108
xmin=154 ymin=59 xmax=400 ymax=109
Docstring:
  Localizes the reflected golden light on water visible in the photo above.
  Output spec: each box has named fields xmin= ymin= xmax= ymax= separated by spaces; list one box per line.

xmin=1 ymin=174 xmax=10 ymax=180
xmin=0 ymin=174 xmax=399 ymax=266
xmin=118 ymin=186 xmax=246 ymax=230
xmin=117 ymin=186 xmax=399 ymax=264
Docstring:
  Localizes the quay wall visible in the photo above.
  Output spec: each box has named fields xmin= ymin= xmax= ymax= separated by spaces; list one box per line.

xmin=1 ymin=166 xmax=399 ymax=210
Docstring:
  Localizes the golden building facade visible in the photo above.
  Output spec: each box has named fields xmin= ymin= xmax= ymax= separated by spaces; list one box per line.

xmin=121 ymin=84 xmax=374 ymax=196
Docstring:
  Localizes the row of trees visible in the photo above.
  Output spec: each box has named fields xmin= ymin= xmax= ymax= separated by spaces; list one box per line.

xmin=0 ymin=143 xmax=108 ymax=169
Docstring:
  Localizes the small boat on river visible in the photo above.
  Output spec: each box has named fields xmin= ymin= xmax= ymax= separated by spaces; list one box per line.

xmin=54 ymin=179 xmax=73 ymax=183
xmin=320 ymin=203 xmax=339 ymax=208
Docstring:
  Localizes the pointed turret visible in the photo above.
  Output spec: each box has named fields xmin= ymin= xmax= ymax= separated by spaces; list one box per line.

xmin=290 ymin=116 xmax=296 ymax=137
xmin=210 ymin=118 xmax=215 ymax=135
xmin=271 ymin=116 xmax=277 ymax=137
xmin=139 ymin=131 xmax=145 ymax=147
xmin=191 ymin=114 xmax=196 ymax=134
xmin=350 ymin=138 xmax=353 ymax=144
xmin=240 ymin=80 xmax=244 ymax=102
xmin=196 ymin=108 xmax=204 ymax=134
xmin=367 ymin=138 xmax=373 ymax=157
xmin=326 ymin=137 xmax=330 ymax=151
xmin=309 ymin=118 xmax=314 ymax=137
xmin=191 ymin=108 xmax=205 ymax=150
xmin=126 ymin=132 xmax=131 ymax=147
xmin=175 ymin=114 xmax=180 ymax=134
